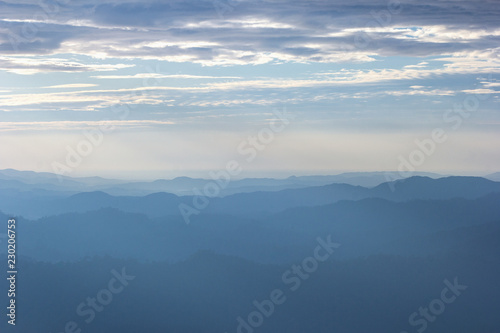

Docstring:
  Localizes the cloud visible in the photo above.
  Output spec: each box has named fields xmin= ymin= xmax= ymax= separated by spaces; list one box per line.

xmin=0 ymin=120 xmax=175 ymax=132
xmin=0 ymin=1 xmax=498 ymax=66
xmin=92 ymin=73 xmax=242 ymax=79
xmin=1 ymin=0 xmax=499 ymax=177
xmin=386 ymin=89 xmax=455 ymax=96
xmin=0 ymin=87 xmax=173 ymax=111
xmin=404 ymin=62 xmax=429 ymax=69
xmin=2 ymin=56 xmax=499 ymax=112
xmin=462 ymin=88 xmax=499 ymax=94
xmin=0 ymin=56 xmax=134 ymax=74
xmin=44 ymin=83 xmax=98 ymax=89
xmin=482 ymin=81 xmax=500 ymax=88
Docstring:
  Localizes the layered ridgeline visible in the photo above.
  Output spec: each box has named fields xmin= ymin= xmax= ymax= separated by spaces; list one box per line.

xmin=0 ymin=171 xmax=499 ymax=263
xmin=0 ymin=168 xmax=448 ymax=195
xmin=0 ymin=170 xmax=499 ymax=332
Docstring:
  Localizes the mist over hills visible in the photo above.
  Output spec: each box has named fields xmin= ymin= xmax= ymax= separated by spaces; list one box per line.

xmin=0 ymin=168 xmax=444 ymax=196
xmin=0 ymin=169 xmax=499 ymax=332
xmin=4 ymin=193 xmax=500 ymax=264
xmin=3 ymin=245 xmax=499 ymax=333
xmin=1 ymin=171 xmax=499 ymax=263
xmin=486 ymin=172 xmax=500 ymax=182
xmin=1 ymin=171 xmax=499 ymax=220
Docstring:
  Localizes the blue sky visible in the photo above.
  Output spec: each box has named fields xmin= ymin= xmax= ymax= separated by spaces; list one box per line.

xmin=0 ymin=0 xmax=499 ymax=179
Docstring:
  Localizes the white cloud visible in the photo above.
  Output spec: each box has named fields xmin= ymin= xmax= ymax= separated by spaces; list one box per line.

xmin=3 ymin=58 xmax=498 ymax=112
xmin=482 ymin=82 xmax=500 ymax=88
xmin=462 ymin=88 xmax=499 ymax=94
xmin=0 ymin=120 xmax=175 ymax=132
xmin=395 ymin=26 xmax=500 ymax=43
xmin=0 ymin=1 xmax=499 ymax=68
xmin=404 ymin=62 xmax=429 ymax=69
xmin=92 ymin=73 xmax=242 ymax=79
xmin=44 ymin=83 xmax=98 ymax=89
xmin=386 ymin=89 xmax=455 ymax=96
xmin=0 ymin=56 xmax=134 ymax=75
xmin=184 ymin=18 xmax=295 ymax=30
xmin=0 ymin=88 xmax=173 ymax=111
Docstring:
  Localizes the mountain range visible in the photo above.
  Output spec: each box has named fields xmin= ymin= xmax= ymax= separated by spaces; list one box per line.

xmin=1 ymin=169 xmax=499 ymax=332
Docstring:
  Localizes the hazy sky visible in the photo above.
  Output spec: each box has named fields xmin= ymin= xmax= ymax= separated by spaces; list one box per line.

xmin=0 ymin=0 xmax=499 ymax=179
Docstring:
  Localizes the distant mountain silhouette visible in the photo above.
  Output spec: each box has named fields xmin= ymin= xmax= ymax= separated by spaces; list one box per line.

xmin=1 ymin=175 xmax=498 ymax=219
xmin=486 ymin=171 xmax=500 ymax=182
xmin=4 ymin=246 xmax=499 ymax=333
xmin=371 ymin=175 xmax=500 ymax=200
xmin=0 ymin=168 xmax=445 ymax=196
xmin=1 ymin=170 xmax=499 ymax=333
xmin=5 ymin=192 xmax=500 ymax=264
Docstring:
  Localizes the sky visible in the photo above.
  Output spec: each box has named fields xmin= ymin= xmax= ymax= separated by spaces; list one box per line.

xmin=0 ymin=0 xmax=499 ymax=179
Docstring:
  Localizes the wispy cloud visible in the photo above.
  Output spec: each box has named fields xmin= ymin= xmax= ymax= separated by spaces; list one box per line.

xmin=462 ymin=88 xmax=499 ymax=94
xmin=0 ymin=120 xmax=175 ymax=132
xmin=44 ymin=83 xmax=99 ymax=89
xmin=0 ymin=56 xmax=134 ymax=75
xmin=386 ymin=88 xmax=455 ymax=96
xmin=2 ymin=56 xmax=499 ymax=112
xmin=0 ymin=1 xmax=499 ymax=175
xmin=1 ymin=1 xmax=498 ymax=66
xmin=92 ymin=73 xmax=242 ymax=79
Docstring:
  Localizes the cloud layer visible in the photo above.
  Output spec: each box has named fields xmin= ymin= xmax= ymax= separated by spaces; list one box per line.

xmin=0 ymin=0 xmax=499 ymax=175
xmin=0 ymin=0 xmax=499 ymax=65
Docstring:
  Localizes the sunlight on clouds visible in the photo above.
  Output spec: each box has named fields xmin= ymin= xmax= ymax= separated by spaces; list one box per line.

xmin=398 ymin=26 xmax=500 ymax=43
xmin=44 ymin=83 xmax=99 ymax=89
xmin=436 ymin=48 xmax=500 ymax=73
xmin=92 ymin=73 xmax=242 ymax=79
xmin=341 ymin=25 xmax=500 ymax=43
xmin=386 ymin=89 xmax=455 ymax=96
xmin=0 ymin=120 xmax=175 ymax=132
xmin=0 ymin=0 xmax=499 ymax=175
xmin=140 ymin=41 xmax=220 ymax=49
xmin=184 ymin=18 xmax=295 ymax=30
xmin=404 ymin=62 xmax=429 ymax=69
xmin=461 ymin=88 xmax=499 ymax=95
xmin=1 ymin=59 xmax=498 ymax=112
xmin=0 ymin=89 xmax=172 ymax=111
xmin=0 ymin=56 xmax=134 ymax=75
